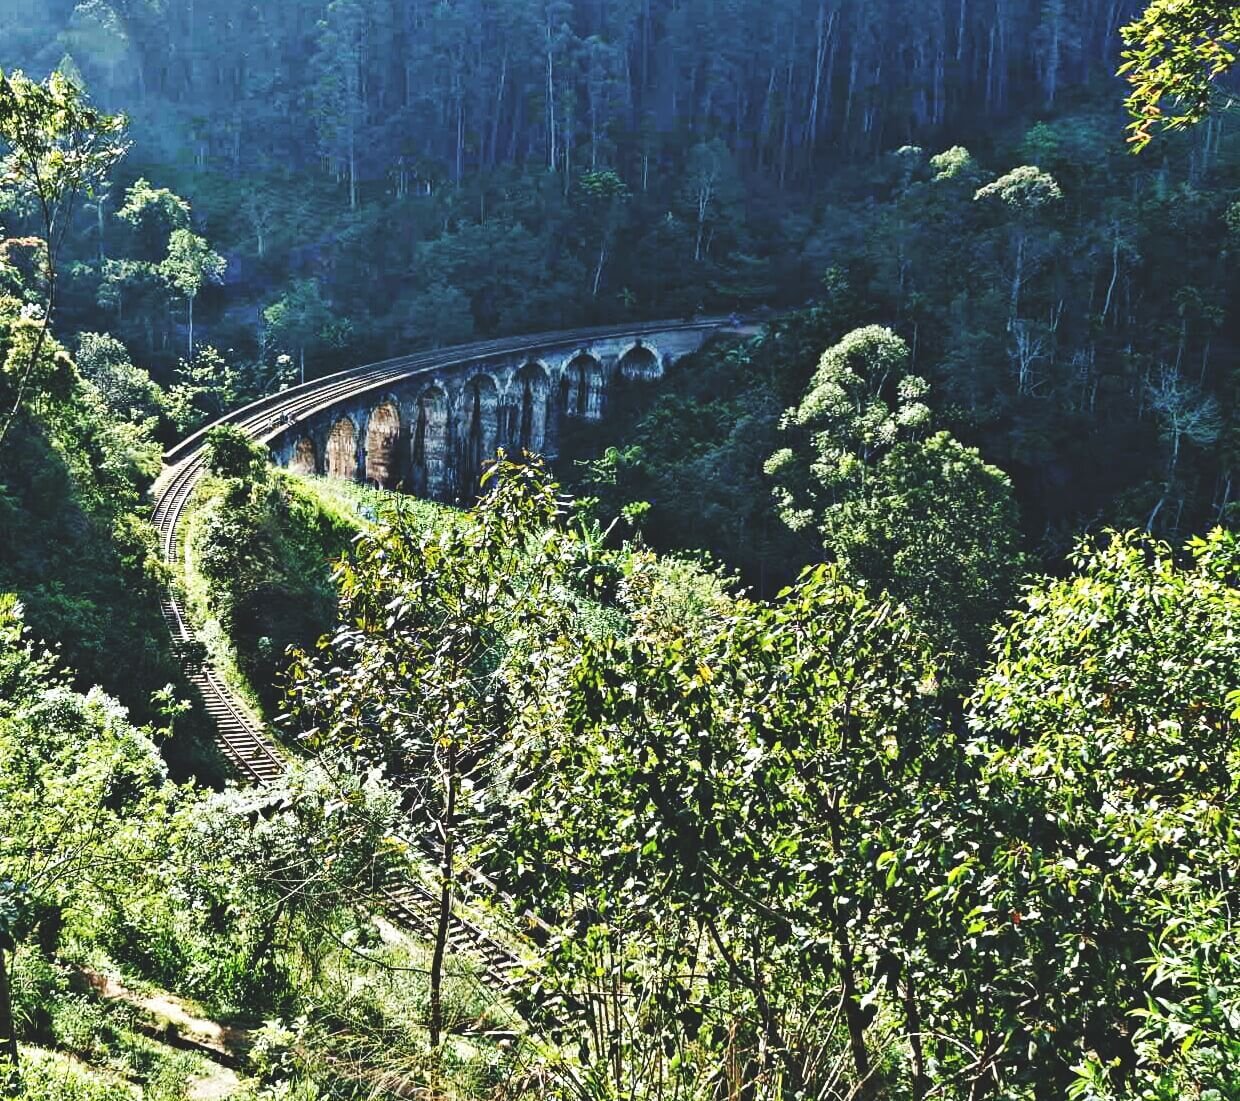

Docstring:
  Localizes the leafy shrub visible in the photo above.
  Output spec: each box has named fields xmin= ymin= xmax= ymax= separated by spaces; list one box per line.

xmin=49 ymin=997 xmax=111 ymax=1061
xmin=10 ymin=950 xmax=71 ymax=1044
xmin=17 ymin=1049 xmax=133 ymax=1101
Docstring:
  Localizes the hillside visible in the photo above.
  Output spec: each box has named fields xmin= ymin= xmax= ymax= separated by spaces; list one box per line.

xmin=1 ymin=2 xmax=1239 ymax=1099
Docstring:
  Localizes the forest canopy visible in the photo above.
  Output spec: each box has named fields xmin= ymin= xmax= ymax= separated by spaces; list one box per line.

xmin=0 ymin=1 xmax=1238 ymax=1099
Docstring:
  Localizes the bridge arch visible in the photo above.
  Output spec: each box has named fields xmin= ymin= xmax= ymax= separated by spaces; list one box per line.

xmin=364 ymin=400 xmax=402 ymax=488
xmin=411 ymin=384 xmax=450 ymax=499
xmin=618 ymin=341 xmax=662 ymax=381
xmin=325 ymin=417 xmax=358 ymax=480
xmin=516 ymin=361 xmax=551 ymax=453
xmin=497 ymin=384 xmax=520 ymax=453
xmin=459 ymin=373 xmax=500 ymax=493
xmin=563 ymin=352 xmax=605 ymax=421
xmin=289 ymin=436 xmax=318 ymax=475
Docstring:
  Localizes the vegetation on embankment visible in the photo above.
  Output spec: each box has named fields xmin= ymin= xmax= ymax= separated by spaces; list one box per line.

xmin=281 ymin=458 xmax=1240 ymax=1100
xmin=180 ymin=428 xmax=457 ymax=719
xmin=0 ymin=587 xmax=525 ymax=1101
xmin=0 ymin=337 xmax=168 ymax=710
xmin=182 ymin=424 xmax=735 ymax=723
xmin=0 ymin=312 xmax=231 ymax=781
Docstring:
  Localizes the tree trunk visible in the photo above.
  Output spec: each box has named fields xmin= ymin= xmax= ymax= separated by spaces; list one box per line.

xmin=985 ymin=23 xmax=997 ymax=112
xmin=1042 ymin=0 xmax=1061 ymax=107
xmin=592 ymin=239 xmax=608 ymax=296
xmin=546 ymin=26 xmax=557 ymax=170
xmin=490 ymin=53 xmax=507 ymax=167
xmin=246 ymin=898 xmax=288 ymax=976
xmin=0 ymin=248 xmax=57 ymax=450
xmin=779 ymin=56 xmax=794 ymax=187
xmin=694 ymin=174 xmax=713 ymax=262
xmin=1010 ymin=231 xmax=1025 ymax=323
xmin=705 ymin=918 xmax=803 ymax=1095
xmin=348 ymin=130 xmax=357 ymax=210
xmin=807 ymin=4 xmax=835 ymax=150
xmin=429 ymin=743 xmax=458 ymax=1048
xmin=833 ymin=918 xmax=872 ymax=1090
xmin=187 ymin=294 xmax=194 ymax=359
xmin=905 ymin=974 xmax=929 ymax=1100
xmin=0 ymin=949 xmax=17 ymax=1068
xmin=1101 ymin=228 xmax=1119 ymax=325
xmin=455 ymin=99 xmax=465 ymax=185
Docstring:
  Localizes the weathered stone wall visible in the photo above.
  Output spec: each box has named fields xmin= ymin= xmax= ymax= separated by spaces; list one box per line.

xmin=268 ymin=326 xmax=709 ymax=502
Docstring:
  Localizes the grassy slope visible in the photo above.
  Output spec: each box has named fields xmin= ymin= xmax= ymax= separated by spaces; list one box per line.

xmin=180 ymin=472 xmax=455 ymax=722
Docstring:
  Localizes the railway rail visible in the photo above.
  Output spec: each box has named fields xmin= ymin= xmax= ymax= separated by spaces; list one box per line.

xmin=151 ymin=319 xmax=729 ymax=995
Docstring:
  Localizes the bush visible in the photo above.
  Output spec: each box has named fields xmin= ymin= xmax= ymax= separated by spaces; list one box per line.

xmin=17 ymin=1049 xmax=133 ymax=1101
xmin=10 ymin=950 xmax=71 ymax=1045
xmin=202 ymin=423 xmax=267 ymax=482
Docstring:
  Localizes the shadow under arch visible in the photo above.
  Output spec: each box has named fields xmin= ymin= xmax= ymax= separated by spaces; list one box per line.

xmin=515 ymin=361 xmax=552 ymax=454
xmin=459 ymin=373 xmax=500 ymax=495
xmin=617 ymin=342 xmax=661 ymax=381
xmin=411 ymin=384 xmax=450 ymax=499
xmin=325 ymin=418 xmax=357 ymax=480
xmin=289 ymin=436 xmax=317 ymax=475
xmin=365 ymin=401 xmax=401 ymax=488
xmin=562 ymin=352 xmax=605 ymax=421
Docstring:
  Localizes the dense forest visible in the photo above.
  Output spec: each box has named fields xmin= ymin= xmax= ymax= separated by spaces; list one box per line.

xmin=2 ymin=0 xmax=1238 ymax=557
xmin=0 ymin=0 xmax=1239 ymax=1099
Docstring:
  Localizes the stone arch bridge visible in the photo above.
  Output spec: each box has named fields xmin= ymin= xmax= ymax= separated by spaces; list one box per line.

xmin=245 ymin=321 xmax=721 ymax=502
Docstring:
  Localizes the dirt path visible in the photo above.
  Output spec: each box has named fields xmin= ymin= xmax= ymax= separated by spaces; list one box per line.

xmin=78 ymin=968 xmax=253 ymax=1098
xmin=85 ymin=970 xmax=254 ymax=1060
xmin=186 ymin=1065 xmax=242 ymax=1100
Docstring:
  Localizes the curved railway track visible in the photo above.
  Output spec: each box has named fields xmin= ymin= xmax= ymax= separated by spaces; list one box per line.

xmin=151 ymin=319 xmax=727 ymax=994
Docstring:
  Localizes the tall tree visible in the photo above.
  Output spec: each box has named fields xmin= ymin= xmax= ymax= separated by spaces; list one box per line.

xmin=312 ymin=0 xmax=367 ymax=210
xmin=160 ymin=227 xmax=225 ymax=358
xmin=263 ymin=278 xmax=332 ymax=382
xmin=0 ymin=69 xmax=125 ymax=448
xmin=286 ymin=461 xmax=573 ymax=1051
xmin=115 ymin=176 xmax=190 ymax=262
xmin=682 ymin=138 xmax=740 ymax=263
xmin=767 ymin=326 xmax=1025 ymax=667
xmin=577 ymin=168 xmax=631 ymax=297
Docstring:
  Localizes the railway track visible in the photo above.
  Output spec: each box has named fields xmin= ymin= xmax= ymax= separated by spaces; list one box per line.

xmin=151 ymin=319 xmax=728 ymax=995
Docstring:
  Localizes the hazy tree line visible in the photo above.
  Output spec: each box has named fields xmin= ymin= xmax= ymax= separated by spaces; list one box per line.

xmin=0 ymin=0 xmax=1155 ymax=367
xmin=8 ymin=0 xmax=1141 ymax=186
